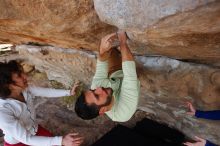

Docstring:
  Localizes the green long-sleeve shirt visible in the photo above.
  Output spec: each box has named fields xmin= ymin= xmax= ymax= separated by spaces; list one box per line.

xmin=91 ymin=60 xmax=140 ymax=122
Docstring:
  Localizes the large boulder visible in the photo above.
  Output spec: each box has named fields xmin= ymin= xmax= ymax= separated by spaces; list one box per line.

xmin=94 ymin=0 xmax=220 ymax=65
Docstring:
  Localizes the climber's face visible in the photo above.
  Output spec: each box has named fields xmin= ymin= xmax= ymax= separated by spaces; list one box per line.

xmin=85 ymin=87 xmax=113 ymax=107
xmin=11 ymin=72 xmax=28 ymax=90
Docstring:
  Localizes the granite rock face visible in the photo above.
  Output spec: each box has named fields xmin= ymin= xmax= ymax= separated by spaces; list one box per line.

xmin=15 ymin=45 xmax=220 ymax=145
xmin=94 ymin=0 xmax=220 ymax=65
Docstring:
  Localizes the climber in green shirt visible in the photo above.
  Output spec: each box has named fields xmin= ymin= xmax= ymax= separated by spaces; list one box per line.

xmin=75 ymin=32 xmax=140 ymax=122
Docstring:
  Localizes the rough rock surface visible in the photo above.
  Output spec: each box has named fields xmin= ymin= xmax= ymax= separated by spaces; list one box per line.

xmin=0 ymin=0 xmax=220 ymax=65
xmin=0 ymin=0 xmax=117 ymax=50
xmin=12 ymin=45 xmax=220 ymax=145
xmin=94 ymin=0 xmax=220 ymax=65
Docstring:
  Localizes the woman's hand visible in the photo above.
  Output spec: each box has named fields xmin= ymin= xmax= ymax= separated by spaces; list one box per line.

xmin=186 ymin=102 xmax=196 ymax=116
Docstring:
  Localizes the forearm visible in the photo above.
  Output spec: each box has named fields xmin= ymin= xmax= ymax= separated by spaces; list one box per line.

xmin=28 ymin=86 xmax=70 ymax=98
xmin=98 ymin=50 xmax=111 ymax=61
xmin=19 ymin=135 xmax=62 ymax=146
xmin=122 ymin=61 xmax=137 ymax=79
xmin=195 ymin=110 xmax=220 ymax=120
xmin=120 ymin=43 xmax=134 ymax=62
xmin=93 ymin=59 xmax=108 ymax=79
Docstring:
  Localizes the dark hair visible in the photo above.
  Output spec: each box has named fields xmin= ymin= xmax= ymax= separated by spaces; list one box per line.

xmin=75 ymin=92 xmax=100 ymax=120
xmin=0 ymin=60 xmax=23 ymax=99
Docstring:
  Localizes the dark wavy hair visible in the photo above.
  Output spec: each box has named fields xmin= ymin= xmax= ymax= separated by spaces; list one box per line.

xmin=0 ymin=60 xmax=23 ymax=99
xmin=75 ymin=92 xmax=100 ymax=120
